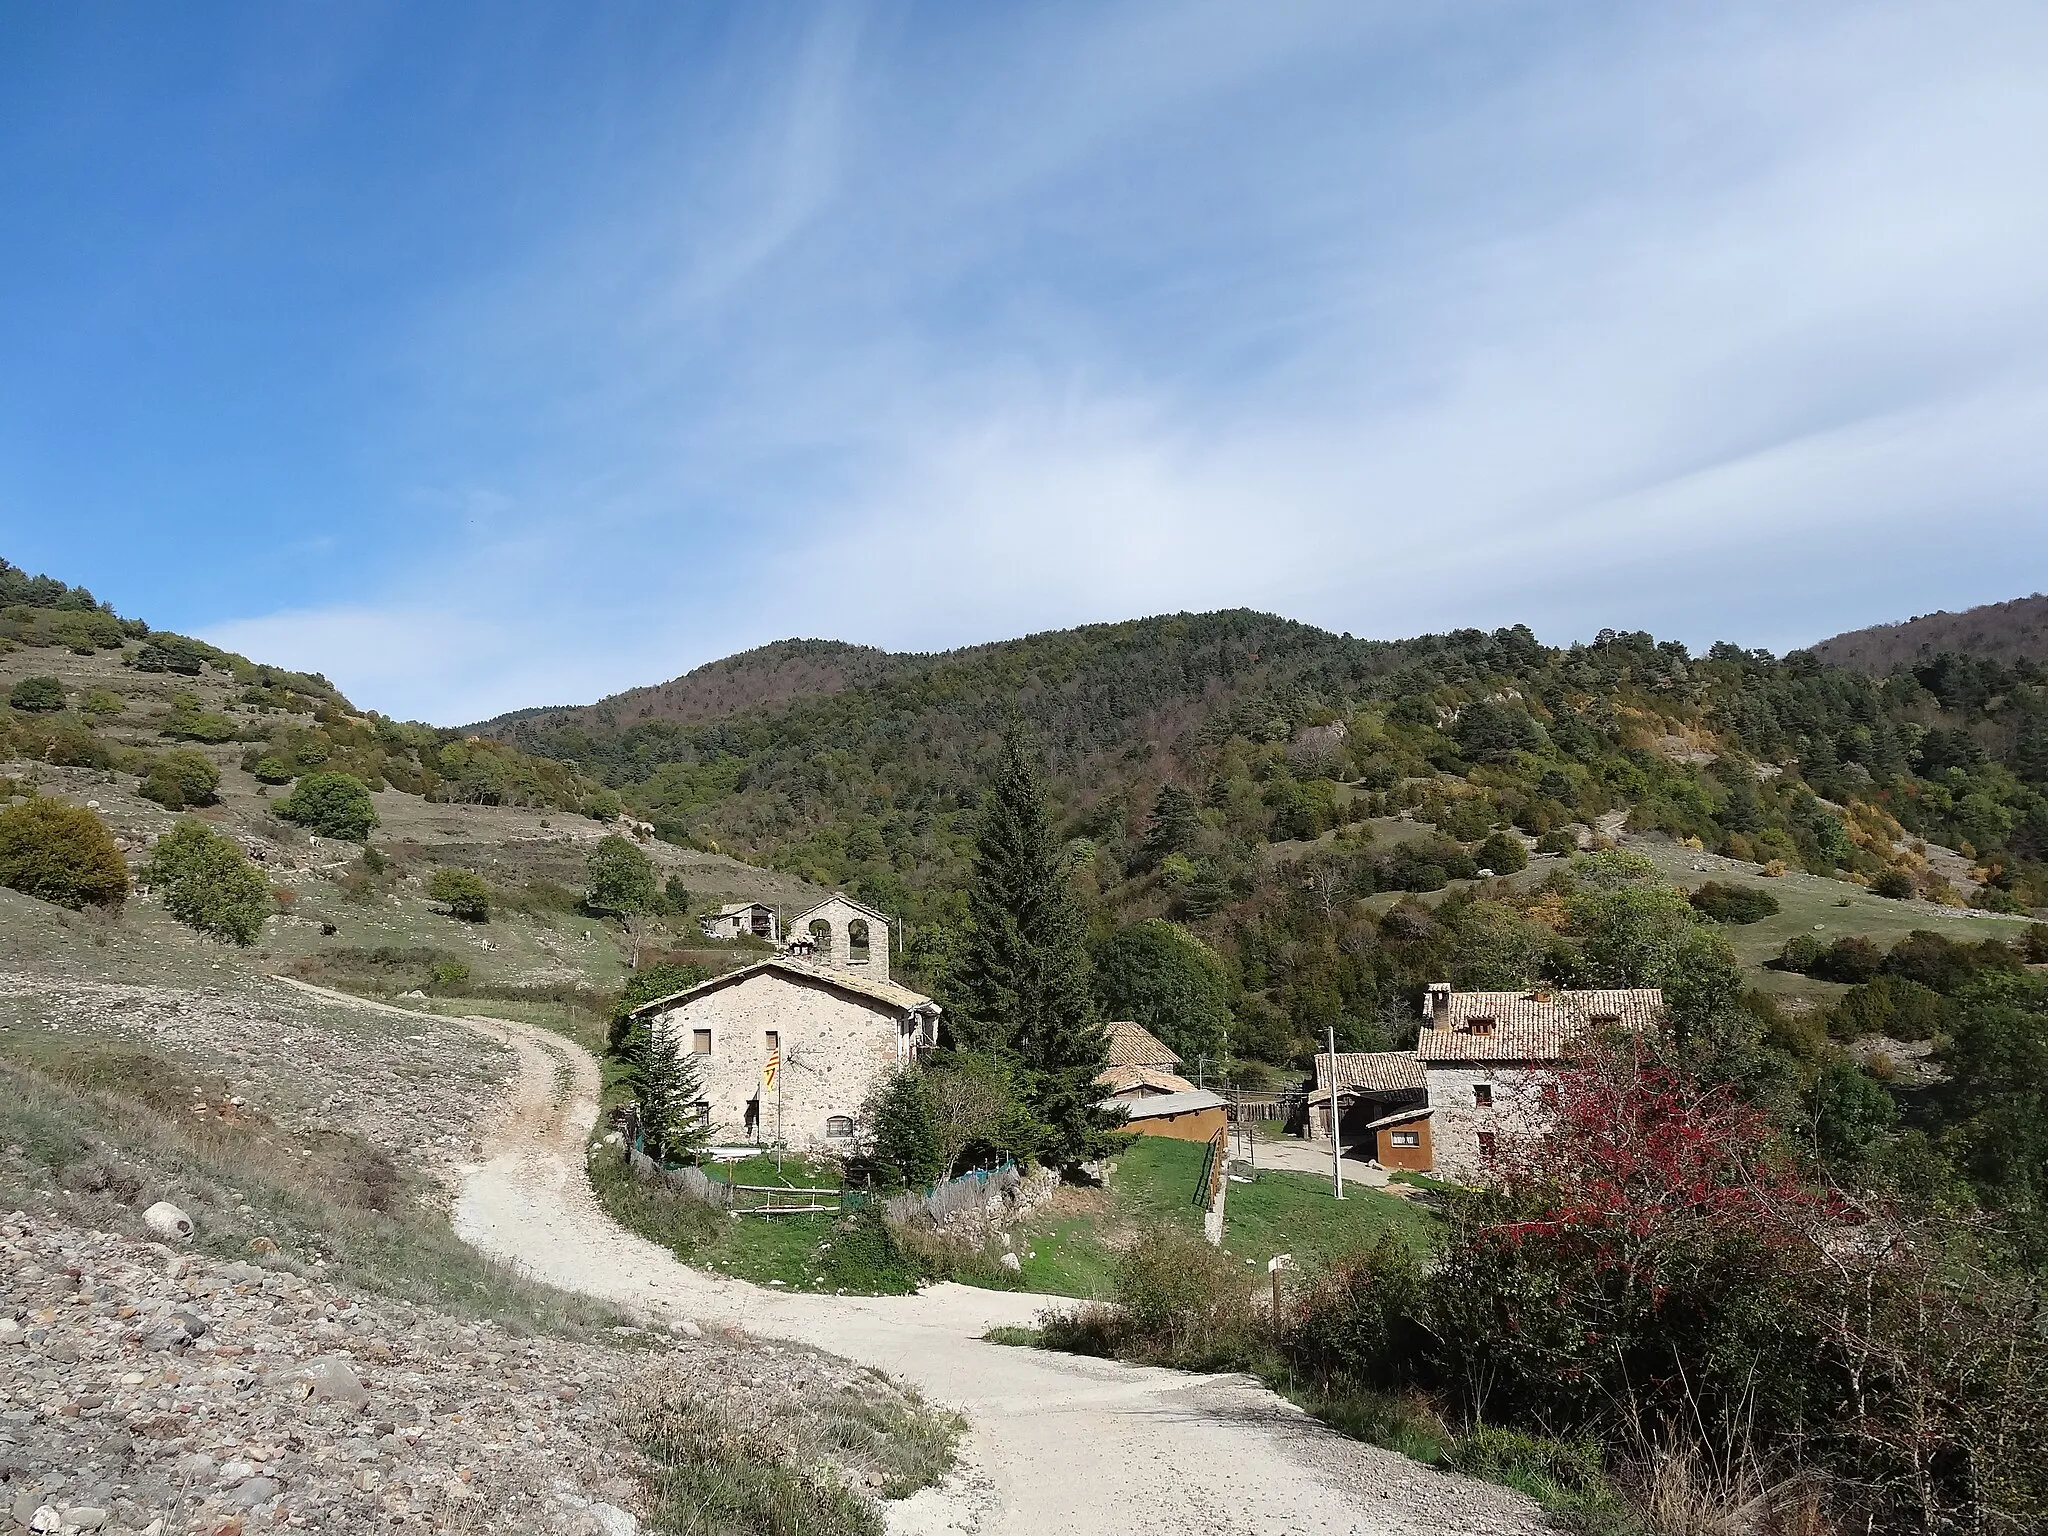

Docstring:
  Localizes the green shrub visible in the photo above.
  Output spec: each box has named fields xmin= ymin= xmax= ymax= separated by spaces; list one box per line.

xmin=1534 ymin=828 xmax=1580 ymax=856
xmin=275 ymin=770 xmax=378 ymax=840
xmin=138 ymin=749 xmax=221 ymax=811
xmin=144 ymin=819 xmax=271 ymax=945
xmin=8 ymin=676 xmax=64 ymax=712
xmin=80 ymin=688 xmax=122 ymax=718
xmin=251 ymin=756 xmax=295 ymax=784
xmin=1687 ymin=880 xmax=1780 ymax=924
xmin=429 ymin=961 xmax=471 ymax=992
xmin=1473 ymin=830 xmax=1529 ymax=876
xmin=1812 ymin=935 xmax=1884 ymax=984
xmin=426 ymin=866 xmax=491 ymax=921
xmin=0 ymin=798 xmax=128 ymax=909
xmin=1871 ymin=869 xmax=1917 ymax=900
xmin=132 ymin=635 xmax=210 ymax=674
xmin=162 ymin=706 xmax=238 ymax=743
xmin=1776 ymin=934 xmax=1823 ymax=972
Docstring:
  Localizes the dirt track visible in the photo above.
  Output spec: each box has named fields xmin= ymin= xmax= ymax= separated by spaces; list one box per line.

xmin=280 ymin=982 xmax=1543 ymax=1536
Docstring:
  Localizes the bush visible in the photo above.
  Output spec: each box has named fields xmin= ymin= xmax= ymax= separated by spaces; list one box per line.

xmin=143 ymin=819 xmax=271 ymax=945
xmin=8 ymin=675 xmax=64 ymax=712
xmin=131 ymin=635 xmax=209 ymax=674
xmin=426 ymin=866 xmax=491 ymax=921
xmin=1687 ymin=881 xmax=1780 ymax=924
xmin=138 ymin=749 xmax=221 ymax=810
xmin=80 ymin=688 xmax=122 ymax=718
xmin=251 ymin=756 xmax=295 ymax=785
xmin=1812 ymin=935 xmax=1884 ymax=984
xmin=1534 ymin=827 xmax=1580 ymax=856
xmin=1473 ymin=830 xmax=1528 ymax=876
xmin=1103 ymin=1225 xmax=1266 ymax=1371
xmin=0 ymin=798 xmax=128 ymax=908
xmin=1776 ymin=934 xmax=1823 ymax=972
xmin=162 ymin=707 xmax=238 ymax=744
xmin=1871 ymin=869 xmax=1917 ymax=900
xmin=275 ymin=771 xmax=378 ymax=840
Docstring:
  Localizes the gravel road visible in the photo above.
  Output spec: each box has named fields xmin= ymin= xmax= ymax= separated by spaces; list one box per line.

xmin=322 ymin=986 xmax=1549 ymax=1536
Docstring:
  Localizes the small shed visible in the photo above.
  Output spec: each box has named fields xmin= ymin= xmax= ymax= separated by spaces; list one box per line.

xmin=1362 ymin=1106 xmax=1433 ymax=1172
xmin=1111 ymin=1088 xmax=1228 ymax=1144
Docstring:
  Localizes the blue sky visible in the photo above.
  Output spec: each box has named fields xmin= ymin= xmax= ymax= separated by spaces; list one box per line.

xmin=3 ymin=3 xmax=2046 ymax=724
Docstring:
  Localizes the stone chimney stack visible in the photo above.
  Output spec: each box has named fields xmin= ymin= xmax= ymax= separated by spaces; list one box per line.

xmin=1426 ymin=982 xmax=1451 ymax=1023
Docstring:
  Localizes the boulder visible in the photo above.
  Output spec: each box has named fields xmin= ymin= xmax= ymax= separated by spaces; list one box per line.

xmin=273 ymin=1354 xmax=369 ymax=1409
xmin=999 ymin=1252 xmax=1022 ymax=1273
xmin=143 ymin=1203 xmax=194 ymax=1242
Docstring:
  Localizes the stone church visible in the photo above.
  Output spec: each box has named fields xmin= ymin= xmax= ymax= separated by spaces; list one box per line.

xmin=626 ymin=895 xmax=939 ymax=1150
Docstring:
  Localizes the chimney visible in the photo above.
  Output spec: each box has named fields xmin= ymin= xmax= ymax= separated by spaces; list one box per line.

xmin=1426 ymin=982 xmax=1451 ymax=1024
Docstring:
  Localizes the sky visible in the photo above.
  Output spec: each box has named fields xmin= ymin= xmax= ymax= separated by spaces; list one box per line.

xmin=3 ymin=3 xmax=2046 ymax=725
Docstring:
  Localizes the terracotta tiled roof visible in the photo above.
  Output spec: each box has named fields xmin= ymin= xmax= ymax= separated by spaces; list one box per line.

xmin=1313 ymin=1051 xmax=1427 ymax=1096
xmin=626 ymin=958 xmax=938 ymax=1018
xmin=1095 ymin=1065 xmax=1199 ymax=1096
xmin=1102 ymin=1020 xmax=1182 ymax=1069
xmin=1438 ymin=987 xmax=1664 ymax=1032
xmin=1418 ymin=986 xmax=1662 ymax=1063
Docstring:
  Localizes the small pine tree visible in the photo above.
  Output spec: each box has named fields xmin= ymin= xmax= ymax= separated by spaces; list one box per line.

xmin=1138 ymin=784 xmax=1200 ymax=870
xmin=636 ymin=1024 xmax=710 ymax=1165
xmin=868 ymin=1069 xmax=943 ymax=1190
xmin=954 ymin=732 xmax=1121 ymax=1169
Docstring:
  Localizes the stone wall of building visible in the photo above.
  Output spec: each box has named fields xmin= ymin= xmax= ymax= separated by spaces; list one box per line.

xmin=793 ymin=896 xmax=890 ymax=983
xmin=650 ymin=971 xmax=912 ymax=1149
xmin=1425 ymin=1063 xmax=1553 ymax=1183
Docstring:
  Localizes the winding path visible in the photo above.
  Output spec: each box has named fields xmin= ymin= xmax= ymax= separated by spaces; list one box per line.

xmin=284 ymin=981 xmax=1541 ymax=1536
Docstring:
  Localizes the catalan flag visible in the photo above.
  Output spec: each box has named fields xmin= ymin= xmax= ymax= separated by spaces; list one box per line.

xmin=762 ymin=1049 xmax=780 ymax=1093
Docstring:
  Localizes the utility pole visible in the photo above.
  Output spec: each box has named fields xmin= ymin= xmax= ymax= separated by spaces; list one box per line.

xmin=1328 ymin=1023 xmax=1344 ymax=1200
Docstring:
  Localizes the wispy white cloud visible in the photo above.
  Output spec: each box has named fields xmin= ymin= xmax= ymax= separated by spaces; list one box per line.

xmin=185 ymin=2 xmax=2048 ymax=722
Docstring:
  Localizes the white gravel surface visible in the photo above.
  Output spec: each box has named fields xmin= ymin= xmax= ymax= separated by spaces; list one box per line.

xmin=286 ymin=980 xmax=1552 ymax=1536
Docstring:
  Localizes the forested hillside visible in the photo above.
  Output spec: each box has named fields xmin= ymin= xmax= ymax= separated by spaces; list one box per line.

xmin=1812 ymin=592 xmax=2048 ymax=673
xmin=482 ymin=608 xmax=2048 ymax=1062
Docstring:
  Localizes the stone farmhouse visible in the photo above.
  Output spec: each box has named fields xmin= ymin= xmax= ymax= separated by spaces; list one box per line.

xmin=699 ymin=901 xmax=779 ymax=943
xmin=629 ymin=896 xmax=938 ymax=1150
xmin=1309 ymin=981 xmax=1664 ymax=1182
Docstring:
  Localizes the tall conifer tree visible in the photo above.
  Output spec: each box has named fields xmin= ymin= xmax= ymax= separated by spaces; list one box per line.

xmin=954 ymin=733 xmax=1121 ymax=1168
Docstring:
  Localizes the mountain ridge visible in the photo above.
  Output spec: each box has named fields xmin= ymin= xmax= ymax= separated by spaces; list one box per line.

xmin=1810 ymin=593 xmax=2048 ymax=675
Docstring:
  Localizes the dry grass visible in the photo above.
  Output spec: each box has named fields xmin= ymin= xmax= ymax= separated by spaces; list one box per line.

xmin=0 ymin=1044 xmax=630 ymax=1340
xmin=622 ymin=1354 xmax=961 ymax=1536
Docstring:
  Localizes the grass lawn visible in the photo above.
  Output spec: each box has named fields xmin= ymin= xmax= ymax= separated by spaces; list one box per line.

xmin=1006 ymin=1137 xmax=1207 ymax=1298
xmin=1222 ymin=1167 xmax=1438 ymax=1269
xmin=1000 ymin=1137 xmax=1438 ymax=1299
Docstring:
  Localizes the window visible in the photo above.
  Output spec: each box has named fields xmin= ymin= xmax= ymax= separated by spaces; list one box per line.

xmin=691 ymin=1029 xmax=712 ymax=1056
xmin=1473 ymin=1083 xmax=1493 ymax=1108
xmin=692 ymin=1102 xmax=711 ymax=1129
xmin=1477 ymin=1131 xmax=1497 ymax=1161
xmin=808 ymin=918 xmax=833 ymax=957
xmin=1468 ymin=1016 xmax=1496 ymax=1035
xmin=826 ymin=1115 xmax=855 ymax=1139
xmin=764 ymin=1030 xmax=780 ymax=1054
xmin=847 ymin=918 xmax=870 ymax=963
xmin=1390 ymin=1130 xmax=1420 ymax=1148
